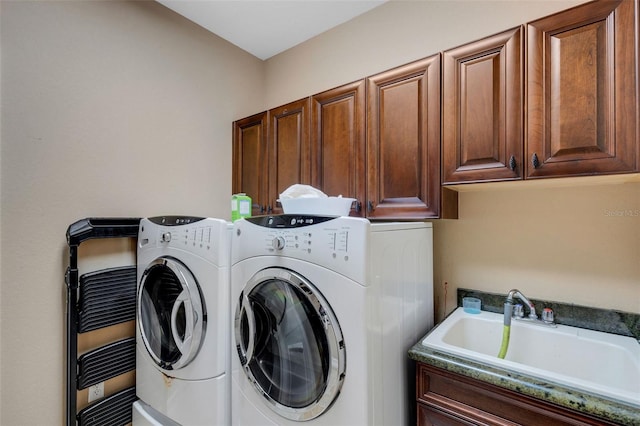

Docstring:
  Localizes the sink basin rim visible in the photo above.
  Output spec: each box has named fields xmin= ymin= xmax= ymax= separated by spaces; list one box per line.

xmin=421 ymin=307 xmax=640 ymax=407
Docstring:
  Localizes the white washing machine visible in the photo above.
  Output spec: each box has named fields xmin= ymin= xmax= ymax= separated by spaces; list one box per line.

xmin=230 ymin=215 xmax=433 ymax=426
xmin=133 ymin=216 xmax=232 ymax=426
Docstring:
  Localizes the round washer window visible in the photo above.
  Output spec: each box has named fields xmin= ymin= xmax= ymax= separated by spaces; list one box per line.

xmin=235 ymin=268 xmax=345 ymax=421
xmin=138 ymin=257 xmax=205 ymax=370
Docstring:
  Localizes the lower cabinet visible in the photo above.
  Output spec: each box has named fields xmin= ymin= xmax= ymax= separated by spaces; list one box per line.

xmin=416 ymin=363 xmax=617 ymax=426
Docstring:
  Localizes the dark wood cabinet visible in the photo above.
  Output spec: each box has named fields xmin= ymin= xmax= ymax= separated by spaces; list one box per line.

xmin=442 ymin=27 xmax=523 ymax=184
xmin=233 ymin=59 xmax=451 ymax=221
xmin=367 ymin=54 xmax=443 ymax=219
xmin=416 ymin=363 xmax=618 ymax=426
xmin=442 ymin=0 xmax=639 ymax=184
xmin=232 ymin=98 xmax=311 ymax=215
xmin=311 ymin=80 xmax=366 ymax=216
xmin=232 ymin=111 xmax=268 ymax=216
xmin=267 ymin=98 xmax=311 ymax=214
xmin=233 ymin=0 xmax=636 ymax=217
xmin=526 ymin=0 xmax=639 ymax=178
xmin=418 ymin=403 xmax=476 ymax=426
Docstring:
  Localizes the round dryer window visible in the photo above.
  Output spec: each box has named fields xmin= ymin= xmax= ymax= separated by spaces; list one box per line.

xmin=235 ymin=267 xmax=346 ymax=421
xmin=138 ymin=257 xmax=206 ymax=370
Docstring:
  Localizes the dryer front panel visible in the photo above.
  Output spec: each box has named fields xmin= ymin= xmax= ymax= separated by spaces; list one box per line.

xmin=138 ymin=256 xmax=205 ymax=371
xmin=235 ymin=267 xmax=345 ymax=421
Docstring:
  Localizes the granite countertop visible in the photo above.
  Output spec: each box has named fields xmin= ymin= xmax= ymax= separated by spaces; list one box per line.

xmin=409 ymin=289 xmax=640 ymax=426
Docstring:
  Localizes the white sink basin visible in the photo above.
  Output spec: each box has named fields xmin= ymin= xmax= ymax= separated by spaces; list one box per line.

xmin=422 ymin=307 xmax=640 ymax=407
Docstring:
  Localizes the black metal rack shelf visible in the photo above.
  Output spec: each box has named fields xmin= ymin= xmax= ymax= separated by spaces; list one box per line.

xmin=65 ymin=218 xmax=141 ymax=426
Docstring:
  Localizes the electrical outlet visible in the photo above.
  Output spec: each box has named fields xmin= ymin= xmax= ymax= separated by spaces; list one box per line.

xmin=88 ymin=382 xmax=104 ymax=403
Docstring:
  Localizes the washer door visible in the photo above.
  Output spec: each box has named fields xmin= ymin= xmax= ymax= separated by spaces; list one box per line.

xmin=138 ymin=257 xmax=205 ymax=370
xmin=235 ymin=267 xmax=346 ymax=421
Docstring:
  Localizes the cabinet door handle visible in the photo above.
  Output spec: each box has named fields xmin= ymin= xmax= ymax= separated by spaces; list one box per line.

xmin=532 ymin=153 xmax=540 ymax=169
xmin=267 ymin=205 xmax=272 ymax=213
xmin=367 ymin=201 xmax=374 ymax=212
xmin=355 ymin=201 xmax=362 ymax=213
xmin=509 ymin=155 xmax=517 ymax=171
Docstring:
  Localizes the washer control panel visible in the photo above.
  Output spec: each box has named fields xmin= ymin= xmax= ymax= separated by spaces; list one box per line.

xmin=148 ymin=215 xmax=205 ymax=226
xmin=139 ymin=216 xmax=231 ymax=265
xmin=233 ymin=215 xmax=369 ymax=279
xmin=246 ymin=215 xmax=336 ymax=228
xmin=165 ymin=224 xmax=216 ymax=250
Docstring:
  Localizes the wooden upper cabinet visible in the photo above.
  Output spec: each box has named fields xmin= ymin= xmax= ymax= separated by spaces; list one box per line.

xmin=442 ymin=27 xmax=523 ymax=184
xmin=526 ymin=0 xmax=639 ymax=178
xmin=311 ymin=80 xmax=366 ymax=217
xmin=268 ymin=98 xmax=311 ymax=214
xmin=232 ymin=111 xmax=268 ymax=216
xmin=367 ymin=54 xmax=442 ymax=219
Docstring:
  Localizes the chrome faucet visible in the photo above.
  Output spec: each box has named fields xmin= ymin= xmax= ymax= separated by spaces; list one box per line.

xmin=504 ymin=289 xmax=556 ymax=327
xmin=506 ymin=289 xmax=537 ymax=319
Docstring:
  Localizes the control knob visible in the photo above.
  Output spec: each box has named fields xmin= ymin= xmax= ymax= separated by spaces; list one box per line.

xmin=161 ymin=232 xmax=172 ymax=243
xmin=272 ymin=236 xmax=285 ymax=251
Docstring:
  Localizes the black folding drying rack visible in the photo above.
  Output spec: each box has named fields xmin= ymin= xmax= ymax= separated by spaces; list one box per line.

xmin=65 ymin=218 xmax=141 ymax=426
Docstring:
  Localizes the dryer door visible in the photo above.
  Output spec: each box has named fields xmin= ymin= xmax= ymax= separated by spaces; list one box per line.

xmin=235 ymin=267 xmax=346 ymax=421
xmin=138 ymin=257 xmax=205 ymax=370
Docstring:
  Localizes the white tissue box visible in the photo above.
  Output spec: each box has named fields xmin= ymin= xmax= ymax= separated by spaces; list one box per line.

xmin=279 ymin=197 xmax=355 ymax=216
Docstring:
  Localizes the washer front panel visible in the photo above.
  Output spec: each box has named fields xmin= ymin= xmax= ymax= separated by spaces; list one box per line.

xmin=235 ymin=267 xmax=345 ymax=421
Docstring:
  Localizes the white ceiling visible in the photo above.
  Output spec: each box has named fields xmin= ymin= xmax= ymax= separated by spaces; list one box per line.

xmin=156 ymin=0 xmax=388 ymax=60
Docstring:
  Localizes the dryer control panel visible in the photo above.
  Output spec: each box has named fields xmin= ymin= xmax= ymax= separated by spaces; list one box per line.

xmin=139 ymin=217 xmax=232 ymax=266
xmin=232 ymin=215 xmax=369 ymax=282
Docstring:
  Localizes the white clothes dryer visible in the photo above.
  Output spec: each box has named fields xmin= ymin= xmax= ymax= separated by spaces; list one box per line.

xmin=230 ymin=215 xmax=433 ymax=426
xmin=134 ymin=216 xmax=232 ymax=426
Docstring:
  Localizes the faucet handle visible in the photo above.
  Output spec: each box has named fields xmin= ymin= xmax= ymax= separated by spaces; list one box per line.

xmin=542 ymin=308 xmax=555 ymax=324
xmin=513 ymin=304 xmax=524 ymax=318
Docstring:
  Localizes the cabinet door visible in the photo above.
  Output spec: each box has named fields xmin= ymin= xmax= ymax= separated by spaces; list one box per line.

xmin=417 ymin=403 xmax=476 ymax=426
xmin=526 ymin=0 xmax=638 ymax=178
xmin=416 ymin=363 xmax=618 ymax=426
xmin=311 ymin=80 xmax=366 ymax=217
xmin=367 ymin=54 xmax=441 ymax=219
xmin=442 ymin=27 xmax=523 ymax=184
xmin=268 ymin=98 xmax=311 ymax=214
xmin=232 ymin=112 xmax=268 ymax=216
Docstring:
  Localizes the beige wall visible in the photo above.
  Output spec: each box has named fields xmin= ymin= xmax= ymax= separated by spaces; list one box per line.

xmin=265 ymin=0 xmax=587 ymax=108
xmin=0 ymin=1 xmax=263 ymax=424
xmin=264 ymin=0 xmax=639 ymax=319
xmin=432 ymin=176 xmax=640 ymax=320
